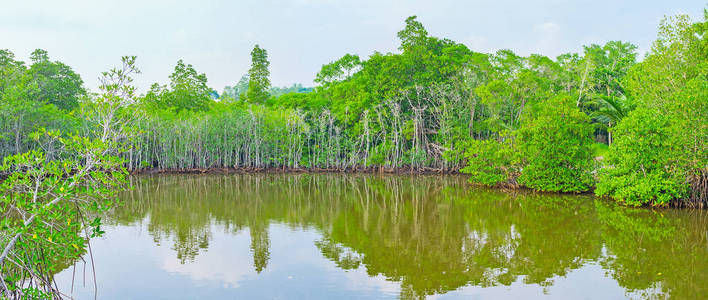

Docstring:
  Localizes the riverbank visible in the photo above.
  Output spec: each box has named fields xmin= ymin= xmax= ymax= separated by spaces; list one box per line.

xmin=129 ymin=166 xmax=461 ymax=175
xmin=127 ymin=169 xmax=708 ymax=209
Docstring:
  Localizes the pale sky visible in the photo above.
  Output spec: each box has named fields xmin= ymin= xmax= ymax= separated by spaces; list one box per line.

xmin=1 ymin=0 xmax=704 ymax=93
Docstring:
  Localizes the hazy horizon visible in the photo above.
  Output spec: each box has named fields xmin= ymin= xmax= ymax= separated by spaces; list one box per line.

xmin=2 ymin=0 xmax=705 ymax=94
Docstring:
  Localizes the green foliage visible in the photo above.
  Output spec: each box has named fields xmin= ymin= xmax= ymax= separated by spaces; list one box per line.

xmin=517 ymin=95 xmax=594 ymax=192
xmin=597 ymin=12 xmax=707 ymax=206
xmin=168 ymin=60 xmax=211 ymax=112
xmin=27 ymin=49 xmax=86 ymax=111
xmin=587 ymin=95 xmax=634 ymax=130
xmin=144 ymin=60 xmax=212 ymax=112
xmin=590 ymin=142 xmax=609 ymax=158
xmin=269 ymin=83 xmax=313 ymax=97
xmin=222 ymin=74 xmax=250 ymax=100
xmin=0 ymin=12 xmax=703 ymax=207
xmin=247 ymin=45 xmax=271 ymax=103
xmin=582 ymin=41 xmax=637 ymax=98
xmin=460 ymin=135 xmax=520 ymax=186
xmin=0 ymin=50 xmax=80 ymax=157
xmin=315 ymin=54 xmax=361 ymax=85
xmin=268 ymin=91 xmax=327 ymax=110
xmin=1 ymin=57 xmax=137 ymax=298
xmin=596 ymin=107 xmax=688 ymax=206
xmin=0 ymin=9 xmax=705 ymax=298
xmin=0 ymin=132 xmax=127 ymax=296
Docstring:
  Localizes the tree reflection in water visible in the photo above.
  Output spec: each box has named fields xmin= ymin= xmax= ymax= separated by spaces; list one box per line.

xmin=110 ymin=174 xmax=707 ymax=299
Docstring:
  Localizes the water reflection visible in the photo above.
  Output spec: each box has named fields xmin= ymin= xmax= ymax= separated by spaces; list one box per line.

xmin=62 ymin=174 xmax=707 ymax=299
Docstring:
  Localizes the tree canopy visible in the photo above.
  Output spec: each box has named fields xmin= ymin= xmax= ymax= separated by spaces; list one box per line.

xmin=247 ymin=44 xmax=271 ymax=103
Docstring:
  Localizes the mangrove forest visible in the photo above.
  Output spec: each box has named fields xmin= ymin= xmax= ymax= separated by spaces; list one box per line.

xmin=0 ymin=3 xmax=706 ymax=299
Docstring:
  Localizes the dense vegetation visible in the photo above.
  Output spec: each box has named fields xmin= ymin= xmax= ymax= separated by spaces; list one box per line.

xmin=1 ymin=13 xmax=706 ymax=210
xmin=0 ymin=7 xmax=706 ymax=300
xmin=0 ymin=57 xmax=137 ymax=298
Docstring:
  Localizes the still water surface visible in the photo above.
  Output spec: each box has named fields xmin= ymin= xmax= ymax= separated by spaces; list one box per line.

xmin=56 ymin=174 xmax=707 ymax=299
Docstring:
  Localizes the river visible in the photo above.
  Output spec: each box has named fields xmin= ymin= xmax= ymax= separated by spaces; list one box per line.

xmin=55 ymin=174 xmax=707 ymax=299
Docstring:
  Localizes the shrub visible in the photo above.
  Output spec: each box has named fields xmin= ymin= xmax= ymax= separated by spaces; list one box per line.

xmin=595 ymin=107 xmax=688 ymax=206
xmin=460 ymin=133 xmax=520 ymax=186
xmin=516 ymin=95 xmax=594 ymax=192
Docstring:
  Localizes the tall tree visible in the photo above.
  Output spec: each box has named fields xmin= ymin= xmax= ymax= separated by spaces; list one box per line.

xmin=27 ymin=49 xmax=86 ymax=111
xmin=397 ymin=16 xmax=429 ymax=51
xmin=143 ymin=60 xmax=211 ymax=112
xmin=314 ymin=54 xmax=361 ymax=85
xmin=247 ymin=45 xmax=271 ymax=103
xmin=0 ymin=50 xmax=72 ymax=156
xmin=168 ymin=60 xmax=211 ymax=112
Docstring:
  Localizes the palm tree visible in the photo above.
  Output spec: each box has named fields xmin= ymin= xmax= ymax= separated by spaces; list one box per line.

xmin=588 ymin=95 xmax=634 ymax=146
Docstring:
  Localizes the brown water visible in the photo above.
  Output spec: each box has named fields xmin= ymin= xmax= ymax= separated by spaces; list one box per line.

xmin=55 ymin=174 xmax=708 ymax=299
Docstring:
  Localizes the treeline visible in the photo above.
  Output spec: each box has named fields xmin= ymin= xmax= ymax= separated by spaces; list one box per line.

xmin=0 ymin=13 xmax=706 ymax=207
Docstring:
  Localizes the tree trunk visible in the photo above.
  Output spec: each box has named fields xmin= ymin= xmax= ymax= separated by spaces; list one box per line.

xmin=14 ymin=116 xmax=22 ymax=155
xmin=608 ymin=122 xmax=613 ymax=146
xmin=468 ymin=100 xmax=476 ymax=137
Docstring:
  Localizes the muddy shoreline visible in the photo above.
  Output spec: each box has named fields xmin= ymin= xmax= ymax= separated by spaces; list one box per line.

xmin=129 ymin=166 xmax=462 ymax=175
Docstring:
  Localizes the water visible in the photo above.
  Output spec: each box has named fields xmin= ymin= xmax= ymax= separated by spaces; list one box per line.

xmin=55 ymin=174 xmax=708 ymax=299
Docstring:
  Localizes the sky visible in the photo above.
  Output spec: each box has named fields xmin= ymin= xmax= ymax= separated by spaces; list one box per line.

xmin=1 ymin=0 xmax=705 ymax=93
